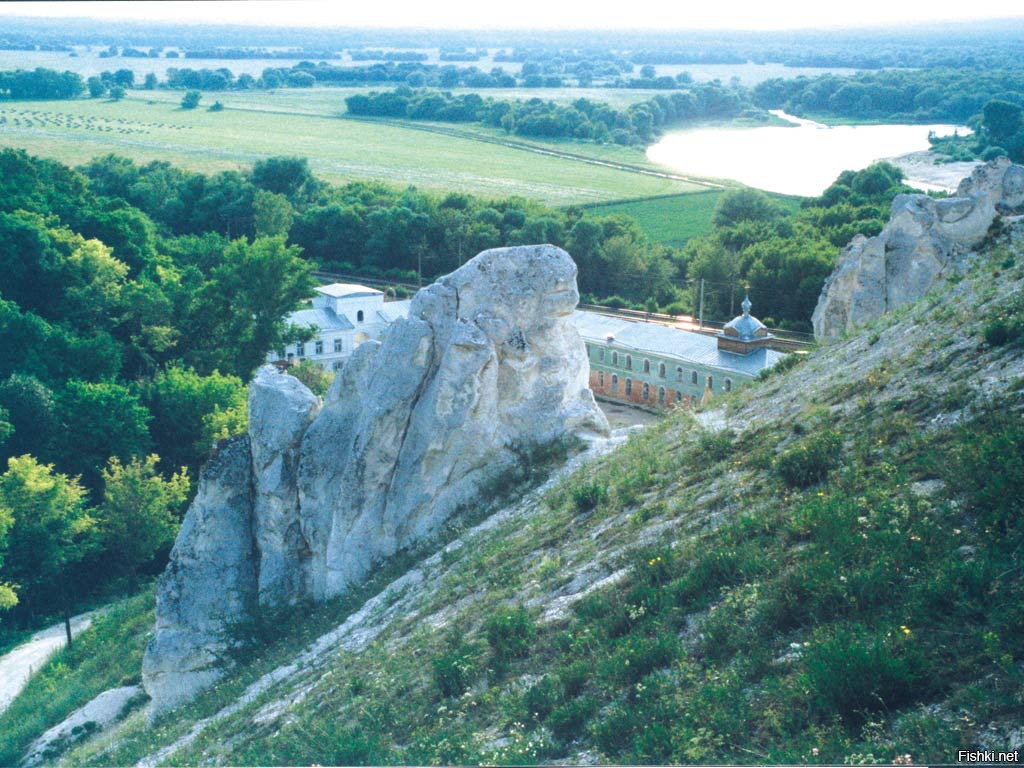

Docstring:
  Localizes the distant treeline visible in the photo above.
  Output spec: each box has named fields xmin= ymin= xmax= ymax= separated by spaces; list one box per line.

xmin=6 ymin=17 xmax=1024 ymax=70
xmin=0 ymin=68 xmax=83 ymax=100
xmin=753 ymin=68 xmax=1024 ymax=123
xmin=350 ymin=50 xmax=428 ymax=62
xmin=346 ymin=86 xmax=747 ymax=144
xmin=184 ymin=48 xmax=341 ymax=60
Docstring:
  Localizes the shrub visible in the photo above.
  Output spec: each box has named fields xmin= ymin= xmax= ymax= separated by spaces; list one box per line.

xmin=775 ymin=430 xmax=842 ymax=488
xmin=758 ymin=352 xmax=804 ymax=380
xmin=431 ymin=640 xmax=478 ymax=698
xmin=547 ymin=695 xmax=598 ymax=741
xmin=802 ymin=625 xmax=927 ymax=724
xmin=522 ymin=675 xmax=560 ymax=721
xmin=570 ymin=480 xmax=608 ymax=513
xmin=982 ymin=294 xmax=1024 ymax=348
xmin=696 ymin=428 xmax=735 ymax=463
xmin=945 ymin=411 xmax=1024 ymax=537
xmin=484 ymin=606 xmax=535 ymax=665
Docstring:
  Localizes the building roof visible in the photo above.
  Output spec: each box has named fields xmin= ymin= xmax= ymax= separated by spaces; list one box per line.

xmin=287 ymin=307 xmax=354 ymax=332
xmin=571 ymin=311 xmax=787 ymax=377
xmin=722 ymin=295 xmax=769 ymax=340
xmin=377 ymin=300 xmax=412 ymax=323
xmin=314 ymin=282 xmax=383 ymax=299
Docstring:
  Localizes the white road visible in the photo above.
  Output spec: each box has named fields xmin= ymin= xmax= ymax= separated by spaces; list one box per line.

xmin=0 ymin=612 xmax=96 ymax=714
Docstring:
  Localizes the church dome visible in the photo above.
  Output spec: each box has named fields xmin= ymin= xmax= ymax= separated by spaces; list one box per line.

xmin=722 ymin=296 xmax=768 ymax=340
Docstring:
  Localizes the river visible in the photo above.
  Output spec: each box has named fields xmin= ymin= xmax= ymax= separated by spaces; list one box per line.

xmin=647 ymin=110 xmax=971 ymax=196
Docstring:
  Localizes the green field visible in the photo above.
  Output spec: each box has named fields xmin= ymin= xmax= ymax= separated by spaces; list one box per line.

xmin=586 ymin=189 xmax=804 ymax=245
xmin=0 ymin=95 xmax=708 ymax=206
xmin=585 ymin=192 xmax=726 ymax=245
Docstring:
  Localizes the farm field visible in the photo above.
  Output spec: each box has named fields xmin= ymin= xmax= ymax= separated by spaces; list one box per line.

xmin=584 ymin=191 xmax=727 ymax=245
xmin=127 ymin=89 xmax=699 ymax=173
xmin=586 ymin=189 xmax=804 ymax=245
xmin=0 ymin=95 xmax=708 ymax=205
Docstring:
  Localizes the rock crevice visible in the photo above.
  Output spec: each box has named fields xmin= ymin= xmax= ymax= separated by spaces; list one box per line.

xmin=142 ymin=245 xmax=609 ymax=716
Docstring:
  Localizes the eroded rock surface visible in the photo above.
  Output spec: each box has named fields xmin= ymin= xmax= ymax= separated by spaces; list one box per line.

xmin=20 ymin=686 xmax=143 ymax=768
xmin=143 ymin=245 xmax=609 ymax=716
xmin=142 ymin=436 xmax=256 ymax=718
xmin=813 ymin=158 xmax=1024 ymax=341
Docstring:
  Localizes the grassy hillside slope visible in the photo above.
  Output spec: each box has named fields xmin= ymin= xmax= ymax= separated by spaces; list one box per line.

xmin=13 ymin=231 xmax=1023 ymax=766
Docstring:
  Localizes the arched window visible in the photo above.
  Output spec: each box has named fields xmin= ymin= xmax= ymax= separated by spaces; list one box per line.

xmin=357 ymin=310 xmax=364 ymax=323
xmin=676 ymin=366 xmax=683 ymax=382
xmin=598 ymin=371 xmax=605 ymax=387
xmin=659 ymin=386 xmax=666 ymax=405
xmin=611 ymin=374 xmax=619 ymax=393
xmin=691 ymin=370 xmax=698 ymax=385
xmin=706 ymin=375 xmax=713 ymax=389
xmin=724 ymin=378 xmax=733 ymax=392
xmin=642 ymin=382 xmax=650 ymax=401
xmin=643 ymin=359 xmax=650 ymax=374
xmin=625 ymin=378 xmax=632 ymax=396
xmin=625 ymin=354 xmax=633 ymax=371
xmin=659 ymin=362 xmax=666 ymax=378
xmin=599 ymin=347 xmax=605 ymax=362
xmin=612 ymin=351 xmax=618 ymax=366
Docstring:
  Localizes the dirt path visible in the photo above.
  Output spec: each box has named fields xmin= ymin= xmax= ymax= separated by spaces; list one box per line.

xmin=0 ymin=612 xmax=96 ymax=714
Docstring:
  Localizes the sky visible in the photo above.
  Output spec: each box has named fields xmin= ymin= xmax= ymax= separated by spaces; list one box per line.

xmin=3 ymin=0 xmax=1023 ymax=31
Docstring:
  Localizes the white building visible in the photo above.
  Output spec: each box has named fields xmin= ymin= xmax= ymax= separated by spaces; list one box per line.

xmin=267 ymin=283 xmax=411 ymax=371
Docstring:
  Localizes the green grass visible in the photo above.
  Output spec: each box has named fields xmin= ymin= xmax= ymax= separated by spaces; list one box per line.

xmin=0 ymin=588 xmax=154 ymax=767
xmin=585 ymin=192 xmax=726 ymax=245
xmin=584 ymin=190 xmax=804 ymax=246
xmin=0 ymin=94 xmax=707 ymax=206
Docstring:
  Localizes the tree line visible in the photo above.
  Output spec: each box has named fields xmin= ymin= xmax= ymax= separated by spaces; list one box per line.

xmin=345 ymin=86 xmax=747 ymax=145
xmin=929 ymin=99 xmax=1024 ymax=163
xmin=753 ymin=68 xmax=1024 ymax=124
xmin=0 ymin=68 xmax=84 ymax=100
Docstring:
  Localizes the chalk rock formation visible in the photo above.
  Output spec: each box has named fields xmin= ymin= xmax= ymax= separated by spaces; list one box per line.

xmin=249 ymin=367 xmax=321 ymax=604
xmin=143 ymin=245 xmax=608 ymax=717
xmin=812 ymin=158 xmax=1024 ymax=341
xmin=142 ymin=436 xmax=257 ymax=717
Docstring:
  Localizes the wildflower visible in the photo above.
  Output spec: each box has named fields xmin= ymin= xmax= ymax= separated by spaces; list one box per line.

xmin=900 ymin=625 xmax=911 ymax=635
xmin=812 ymin=748 xmax=820 ymax=757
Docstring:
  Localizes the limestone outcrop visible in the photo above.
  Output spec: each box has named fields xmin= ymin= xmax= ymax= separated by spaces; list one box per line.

xmin=812 ymin=158 xmax=1024 ymax=341
xmin=142 ymin=245 xmax=609 ymax=717
xmin=141 ymin=436 xmax=257 ymax=717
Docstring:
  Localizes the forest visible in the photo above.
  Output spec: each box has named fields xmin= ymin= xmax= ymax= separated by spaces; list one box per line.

xmin=752 ymin=68 xmax=1024 ymax=123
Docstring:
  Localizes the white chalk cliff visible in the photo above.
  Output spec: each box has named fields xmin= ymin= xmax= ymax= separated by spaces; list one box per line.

xmin=142 ymin=245 xmax=609 ymax=716
xmin=813 ymin=158 xmax=1024 ymax=341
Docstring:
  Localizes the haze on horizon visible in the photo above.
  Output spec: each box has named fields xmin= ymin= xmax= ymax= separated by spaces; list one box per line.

xmin=4 ymin=0 xmax=1024 ymax=31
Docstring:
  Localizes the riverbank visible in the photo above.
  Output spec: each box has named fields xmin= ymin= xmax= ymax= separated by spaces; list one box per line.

xmin=887 ymin=150 xmax=982 ymax=193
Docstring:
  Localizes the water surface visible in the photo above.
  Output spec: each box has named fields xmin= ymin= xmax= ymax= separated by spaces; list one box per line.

xmin=648 ymin=111 xmax=969 ymax=196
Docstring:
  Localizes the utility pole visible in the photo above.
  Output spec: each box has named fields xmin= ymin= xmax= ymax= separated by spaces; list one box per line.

xmin=698 ymin=278 xmax=705 ymax=329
